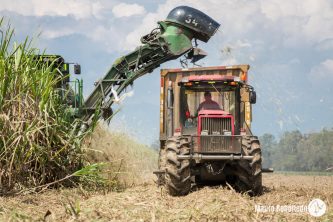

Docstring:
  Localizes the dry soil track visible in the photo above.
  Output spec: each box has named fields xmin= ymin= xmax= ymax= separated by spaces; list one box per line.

xmin=0 ymin=174 xmax=332 ymax=221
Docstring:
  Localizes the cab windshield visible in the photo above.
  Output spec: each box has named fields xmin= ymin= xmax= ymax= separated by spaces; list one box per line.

xmin=179 ymin=84 xmax=237 ymax=131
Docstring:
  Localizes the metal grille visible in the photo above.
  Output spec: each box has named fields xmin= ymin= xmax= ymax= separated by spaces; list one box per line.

xmin=201 ymin=117 xmax=232 ymax=134
xmin=199 ymin=136 xmax=242 ymax=153
xmin=199 ymin=117 xmax=241 ymax=153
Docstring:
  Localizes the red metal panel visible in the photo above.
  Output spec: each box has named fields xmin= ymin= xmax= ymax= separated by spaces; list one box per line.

xmin=198 ymin=114 xmax=235 ymax=136
xmin=198 ymin=110 xmax=230 ymax=116
xmin=197 ymin=111 xmax=235 ymax=153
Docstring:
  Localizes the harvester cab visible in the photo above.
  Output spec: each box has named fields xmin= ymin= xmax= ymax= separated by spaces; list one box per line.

xmin=36 ymin=55 xmax=84 ymax=114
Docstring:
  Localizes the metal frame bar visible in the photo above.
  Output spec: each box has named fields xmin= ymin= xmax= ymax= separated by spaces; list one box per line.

xmin=177 ymin=153 xmax=253 ymax=160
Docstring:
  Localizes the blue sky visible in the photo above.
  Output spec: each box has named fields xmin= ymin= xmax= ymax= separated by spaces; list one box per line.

xmin=1 ymin=0 xmax=333 ymax=144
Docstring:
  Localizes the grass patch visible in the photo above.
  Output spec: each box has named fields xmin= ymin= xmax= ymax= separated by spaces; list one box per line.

xmin=82 ymin=123 xmax=158 ymax=189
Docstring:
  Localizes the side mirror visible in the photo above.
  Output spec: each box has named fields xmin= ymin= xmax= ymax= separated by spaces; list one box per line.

xmin=250 ymin=91 xmax=257 ymax=104
xmin=74 ymin=64 xmax=81 ymax=75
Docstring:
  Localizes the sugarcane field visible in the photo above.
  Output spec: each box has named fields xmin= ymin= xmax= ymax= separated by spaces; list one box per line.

xmin=0 ymin=1 xmax=332 ymax=221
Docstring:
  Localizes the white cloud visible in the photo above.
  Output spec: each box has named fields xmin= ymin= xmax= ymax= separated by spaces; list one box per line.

xmin=260 ymin=0 xmax=333 ymax=45
xmin=249 ymin=55 xmax=256 ymax=62
xmin=123 ymin=12 xmax=162 ymax=50
xmin=0 ymin=0 xmax=104 ymax=19
xmin=88 ymin=25 xmax=127 ymax=52
xmin=309 ymin=59 xmax=333 ymax=81
xmin=221 ymin=57 xmax=238 ymax=65
xmin=112 ymin=3 xmax=145 ymax=18
xmin=260 ymin=0 xmax=330 ymax=20
xmin=315 ymin=39 xmax=333 ymax=51
xmin=43 ymin=28 xmax=76 ymax=39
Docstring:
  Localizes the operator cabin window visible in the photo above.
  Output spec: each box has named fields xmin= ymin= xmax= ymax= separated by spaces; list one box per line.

xmin=180 ymin=90 xmax=236 ymax=128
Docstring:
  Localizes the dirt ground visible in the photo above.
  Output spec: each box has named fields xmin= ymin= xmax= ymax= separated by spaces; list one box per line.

xmin=0 ymin=173 xmax=332 ymax=222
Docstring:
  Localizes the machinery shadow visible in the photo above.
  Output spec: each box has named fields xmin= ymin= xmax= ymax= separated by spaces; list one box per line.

xmin=190 ymin=180 xmax=271 ymax=197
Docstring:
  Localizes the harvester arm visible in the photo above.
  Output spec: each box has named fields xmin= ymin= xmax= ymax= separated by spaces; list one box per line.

xmin=80 ymin=6 xmax=220 ymax=126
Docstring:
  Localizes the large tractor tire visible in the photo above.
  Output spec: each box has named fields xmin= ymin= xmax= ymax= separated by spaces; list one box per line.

xmin=235 ymin=136 xmax=263 ymax=196
xmin=165 ymin=137 xmax=191 ymax=196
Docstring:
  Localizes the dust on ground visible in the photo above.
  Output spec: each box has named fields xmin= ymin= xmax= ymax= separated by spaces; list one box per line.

xmin=0 ymin=174 xmax=332 ymax=221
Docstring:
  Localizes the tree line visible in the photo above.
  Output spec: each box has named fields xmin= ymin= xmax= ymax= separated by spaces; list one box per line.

xmin=260 ymin=128 xmax=333 ymax=172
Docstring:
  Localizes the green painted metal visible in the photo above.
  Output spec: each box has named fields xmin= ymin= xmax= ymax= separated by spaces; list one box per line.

xmin=81 ymin=22 xmax=199 ymax=123
xmin=79 ymin=78 xmax=83 ymax=107
xmin=159 ymin=22 xmax=193 ymax=55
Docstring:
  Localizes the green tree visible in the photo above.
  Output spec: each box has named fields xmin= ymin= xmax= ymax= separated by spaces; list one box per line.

xmin=297 ymin=129 xmax=333 ymax=171
xmin=274 ymin=130 xmax=303 ymax=171
xmin=261 ymin=128 xmax=333 ymax=172
xmin=259 ymin=134 xmax=277 ymax=168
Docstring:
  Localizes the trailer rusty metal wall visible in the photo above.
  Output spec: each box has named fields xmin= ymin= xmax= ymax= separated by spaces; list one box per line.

xmin=159 ymin=65 xmax=251 ymax=141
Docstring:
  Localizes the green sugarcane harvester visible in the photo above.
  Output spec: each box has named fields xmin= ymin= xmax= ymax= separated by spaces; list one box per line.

xmin=79 ymin=6 xmax=220 ymax=130
xmin=43 ymin=6 xmax=219 ymax=127
xmin=44 ymin=6 xmax=272 ymax=196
